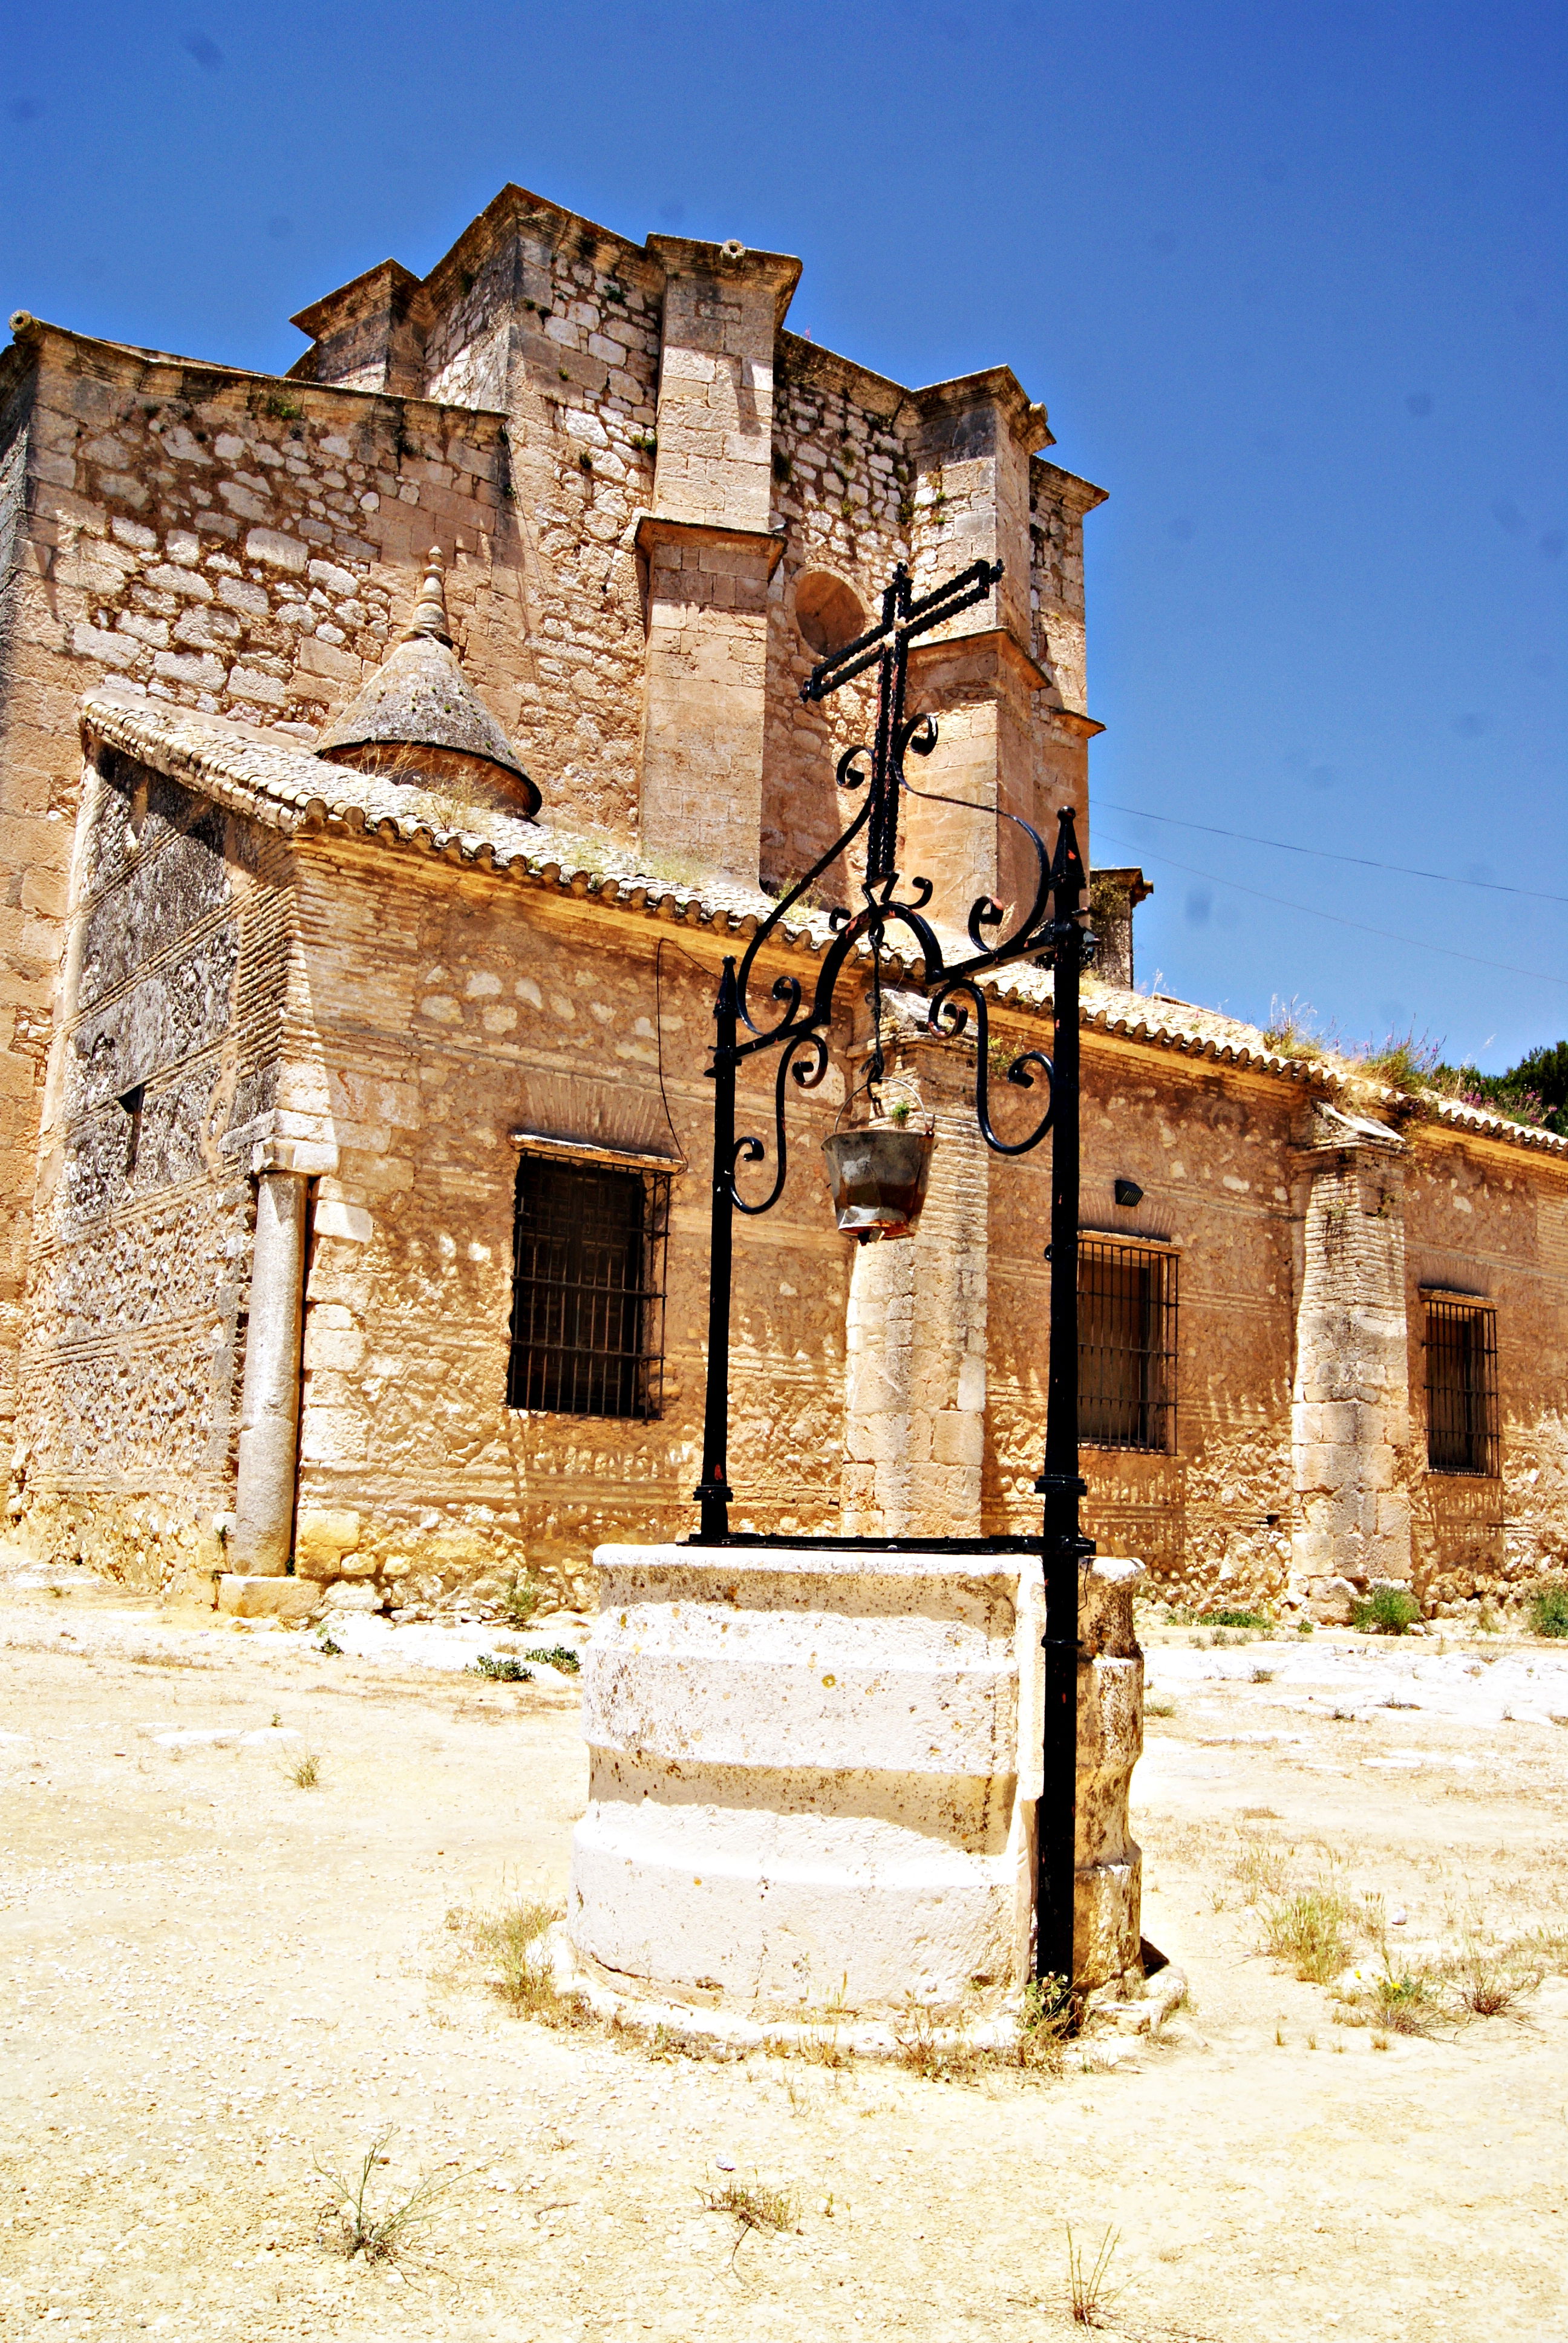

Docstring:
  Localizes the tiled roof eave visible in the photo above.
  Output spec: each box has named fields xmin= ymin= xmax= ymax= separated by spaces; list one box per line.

xmin=79 ymin=689 xmax=1568 ymax=1164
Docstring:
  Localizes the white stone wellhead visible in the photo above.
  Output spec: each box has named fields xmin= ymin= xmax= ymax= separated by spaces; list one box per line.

xmin=569 ymin=1541 xmax=1144 ymax=2025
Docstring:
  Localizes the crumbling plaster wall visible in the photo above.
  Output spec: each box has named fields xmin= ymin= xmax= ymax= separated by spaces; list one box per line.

xmin=12 ymin=753 xmax=293 ymax=1593
xmin=287 ymin=844 xmax=854 ymax=1611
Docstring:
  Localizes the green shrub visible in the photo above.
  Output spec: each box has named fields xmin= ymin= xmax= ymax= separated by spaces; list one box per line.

xmin=468 ymin=1652 xmax=533 ymax=1682
xmin=1527 ymin=1580 xmax=1568 ymax=1639
xmin=521 ymin=1644 xmax=581 ymax=1674
xmin=1206 ymin=1607 xmax=1273 ymax=1630
xmin=1351 ymin=1584 xmax=1420 ymax=1636
xmin=502 ymin=1573 xmax=542 ymax=1628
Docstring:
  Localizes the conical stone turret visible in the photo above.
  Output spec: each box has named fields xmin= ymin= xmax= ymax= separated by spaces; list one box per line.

xmin=315 ymin=549 xmax=538 ymax=815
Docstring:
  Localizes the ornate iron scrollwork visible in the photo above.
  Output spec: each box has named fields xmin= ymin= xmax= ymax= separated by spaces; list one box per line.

xmin=694 ymin=555 xmax=1094 ymax=1545
xmin=927 ymin=975 xmax=1056 ymax=1157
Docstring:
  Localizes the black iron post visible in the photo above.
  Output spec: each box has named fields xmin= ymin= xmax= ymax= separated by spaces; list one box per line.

xmin=694 ymin=956 xmax=739 ymax=1541
xmin=1035 ymin=810 xmax=1093 ymax=1993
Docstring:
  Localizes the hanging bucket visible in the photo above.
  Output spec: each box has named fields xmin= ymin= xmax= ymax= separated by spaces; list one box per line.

xmin=822 ymin=1125 xmax=935 ymax=1241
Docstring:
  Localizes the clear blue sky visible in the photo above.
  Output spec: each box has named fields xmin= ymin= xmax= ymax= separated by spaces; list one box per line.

xmin=4 ymin=2 xmax=1563 ymax=1068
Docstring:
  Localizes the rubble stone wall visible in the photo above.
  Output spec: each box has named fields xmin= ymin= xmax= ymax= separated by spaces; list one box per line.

xmin=1403 ymin=1126 xmax=1568 ymax=1608
xmin=286 ymin=843 xmax=854 ymax=1613
xmin=985 ymin=1037 xmax=1299 ymax=1605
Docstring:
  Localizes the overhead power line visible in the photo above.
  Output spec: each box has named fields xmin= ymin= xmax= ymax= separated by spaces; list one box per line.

xmin=1093 ymin=833 xmax=1568 ymax=991
xmin=1096 ymin=798 xmax=1568 ymax=909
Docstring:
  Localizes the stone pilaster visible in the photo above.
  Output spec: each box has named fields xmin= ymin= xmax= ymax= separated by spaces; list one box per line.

xmin=636 ymin=239 xmax=799 ymax=886
xmin=841 ymin=1017 xmax=989 ymax=1538
xmin=1290 ymin=1105 xmax=1414 ymax=1614
xmin=898 ymin=379 xmax=1101 ymax=937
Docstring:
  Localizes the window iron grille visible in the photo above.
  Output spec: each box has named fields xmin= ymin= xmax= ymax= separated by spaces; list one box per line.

xmin=508 ymin=1155 xmax=669 ymax=1420
xmin=1425 ymin=1296 xmax=1498 ymax=1476
xmin=1078 ymin=1237 xmax=1178 ymax=1452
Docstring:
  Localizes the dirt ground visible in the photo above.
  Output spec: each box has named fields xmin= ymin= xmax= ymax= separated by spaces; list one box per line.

xmin=2 ymin=1570 xmax=1566 ymax=2343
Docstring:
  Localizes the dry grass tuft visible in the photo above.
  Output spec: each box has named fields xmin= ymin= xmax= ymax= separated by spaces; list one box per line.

xmin=1011 ymin=1975 xmax=1074 ymax=2074
xmin=892 ymin=1999 xmax=985 ymax=2082
xmin=288 ymin=1750 xmax=321 ymax=1789
xmin=1261 ymin=1887 xmax=1357 ymax=1982
xmin=1232 ymin=1837 xmax=1292 ymax=1906
xmin=446 ymin=1895 xmax=589 ymax=2029
xmin=704 ymin=2177 xmax=799 ymax=2238
xmin=313 ymin=2130 xmax=457 ymax=2263
xmin=1067 ymin=2223 xmax=1121 ymax=2325
xmin=1444 ymin=1935 xmax=1541 ymax=2020
xmin=1369 ymin=1967 xmax=1440 ymax=2035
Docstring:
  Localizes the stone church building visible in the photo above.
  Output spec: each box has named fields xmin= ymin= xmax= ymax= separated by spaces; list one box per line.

xmin=1 ymin=183 xmax=1564 ymax=1624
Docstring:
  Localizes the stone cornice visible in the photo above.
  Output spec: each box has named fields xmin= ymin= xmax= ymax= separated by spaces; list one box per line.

xmin=633 ymin=513 xmax=787 ymax=577
xmin=906 ymin=628 xmax=1104 ymax=731
xmin=1030 ymin=457 xmax=1109 ymax=517
xmin=289 ymin=258 xmax=421 ymax=341
xmin=2 ymin=314 xmax=506 ymax=436
xmin=645 ymin=235 xmax=802 ymax=329
xmin=909 ymin=367 xmax=1054 ymax=451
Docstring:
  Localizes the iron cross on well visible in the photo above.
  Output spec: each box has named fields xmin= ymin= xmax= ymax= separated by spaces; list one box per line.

xmin=799 ymin=556 xmax=1004 ymax=884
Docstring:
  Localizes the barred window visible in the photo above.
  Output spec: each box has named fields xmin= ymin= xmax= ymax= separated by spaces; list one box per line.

xmin=508 ymin=1153 xmax=669 ymax=1419
xmin=1425 ymin=1296 xmax=1498 ymax=1476
xmin=1079 ymin=1238 xmax=1178 ymax=1452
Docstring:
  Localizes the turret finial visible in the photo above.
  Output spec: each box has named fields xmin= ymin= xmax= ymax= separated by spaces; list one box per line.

xmin=403 ymin=546 xmax=452 ymax=645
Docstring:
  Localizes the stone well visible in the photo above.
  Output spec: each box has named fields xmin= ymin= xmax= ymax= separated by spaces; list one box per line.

xmin=568 ymin=1542 xmax=1144 ymax=2024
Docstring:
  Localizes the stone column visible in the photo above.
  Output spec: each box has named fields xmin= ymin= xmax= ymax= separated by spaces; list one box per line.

xmin=232 ymin=1164 xmax=310 ymax=1576
xmin=841 ymin=1018 xmax=989 ymax=1538
xmin=636 ymin=238 xmax=799 ymax=886
xmin=1290 ymin=1105 xmax=1414 ymax=1615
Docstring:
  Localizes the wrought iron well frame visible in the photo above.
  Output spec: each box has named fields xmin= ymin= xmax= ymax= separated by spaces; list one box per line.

xmin=688 ymin=555 xmax=1096 ymax=1990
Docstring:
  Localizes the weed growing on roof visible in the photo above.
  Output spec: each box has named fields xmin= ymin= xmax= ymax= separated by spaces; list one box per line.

xmin=1358 ymin=1027 xmax=1443 ymax=1092
xmin=1261 ymin=995 xmax=1334 ymax=1060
